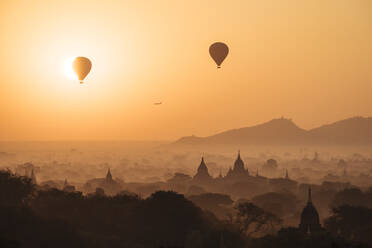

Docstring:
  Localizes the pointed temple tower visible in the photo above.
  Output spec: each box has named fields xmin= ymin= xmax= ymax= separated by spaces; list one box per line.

xmin=106 ymin=168 xmax=113 ymax=183
xmin=193 ymin=157 xmax=212 ymax=183
xmin=226 ymin=151 xmax=250 ymax=179
xmin=233 ymin=151 xmax=246 ymax=173
xmin=299 ymin=188 xmax=321 ymax=234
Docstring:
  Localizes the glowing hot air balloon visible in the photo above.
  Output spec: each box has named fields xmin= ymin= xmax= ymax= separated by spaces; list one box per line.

xmin=72 ymin=57 xmax=92 ymax=84
xmin=209 ymin=42 xmax=229 ymax=68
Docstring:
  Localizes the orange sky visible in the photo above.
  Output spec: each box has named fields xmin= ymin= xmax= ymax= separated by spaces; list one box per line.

xmin=0 ymin=0 xmax=371 ymax=141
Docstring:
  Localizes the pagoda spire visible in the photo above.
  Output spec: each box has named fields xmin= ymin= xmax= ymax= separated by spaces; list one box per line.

xmin=197 ymin=156 xmax=209 ymax=173
xmin=299 ymin=186 xmax=321 ymax=234
xmin=194 ymin=156 xmax=211 ymax=181
xmin=232 ymin=150 xmax=246 ymax=173
xmin=308 ymin=187 xmax=312 ymax=203
xmin=285 ymin=169 xmax=289 ymax=179
xmin=106 ymin=168 xmax=113 ymax=182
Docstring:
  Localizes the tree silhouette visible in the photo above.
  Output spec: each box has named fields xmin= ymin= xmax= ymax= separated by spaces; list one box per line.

xmin=331 ymin=188 xmax=366 ymax=208
xmin=252 ymin=191 xmax=298 ymax=218
xmin=0 ymin=170 xmax=34 ymax=206
xmin=232 ymin=202 xmax=282 ymax=236
xmin=325 ymin=205 xmax=372 ymax=245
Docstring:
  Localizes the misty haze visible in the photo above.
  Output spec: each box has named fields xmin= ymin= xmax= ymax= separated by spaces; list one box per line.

xmin=1 ymin=0 xmax=372 ymax=248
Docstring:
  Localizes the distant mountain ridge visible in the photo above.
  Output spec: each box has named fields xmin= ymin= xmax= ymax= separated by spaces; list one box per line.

xmin=174 ymin=117 xmax=372 ymax=146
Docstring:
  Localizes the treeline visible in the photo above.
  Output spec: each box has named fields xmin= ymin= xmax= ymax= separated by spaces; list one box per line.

xmin=0 ymin=170 xmax=243 ymax=248
xmin=1 ymin=170 xmax=372 ymax=248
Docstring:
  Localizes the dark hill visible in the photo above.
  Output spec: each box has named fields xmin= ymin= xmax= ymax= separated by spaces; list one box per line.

xmin=173 ymin=117 xmax=372 ymax=146
xmin=309 ymin=117 xmax=372 ymax=145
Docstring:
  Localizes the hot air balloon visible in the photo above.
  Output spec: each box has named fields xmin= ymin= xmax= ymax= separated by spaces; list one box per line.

xmin=72 ymin=57 xmax=92 ymax=84
xmin=209 ymin=42 xmax=229 ymax=68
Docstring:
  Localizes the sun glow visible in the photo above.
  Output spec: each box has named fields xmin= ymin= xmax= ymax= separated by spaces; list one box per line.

xmin=63 ymin=57 xmax=78 ymax=80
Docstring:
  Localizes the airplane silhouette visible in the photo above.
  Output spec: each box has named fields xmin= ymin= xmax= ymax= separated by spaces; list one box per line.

xmin=154 ymin=102 xmax=162 ymax=105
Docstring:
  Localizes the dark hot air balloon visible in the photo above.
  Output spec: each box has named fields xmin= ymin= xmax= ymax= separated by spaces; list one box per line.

xmin=72 ymin=57 xmax=92 ymax=84
xmin=209 ymin=42 xmax=229 ymax=68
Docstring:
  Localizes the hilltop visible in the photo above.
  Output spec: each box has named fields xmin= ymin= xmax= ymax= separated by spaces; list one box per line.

xmin=174 ymin=117 xmax=372 ymax=146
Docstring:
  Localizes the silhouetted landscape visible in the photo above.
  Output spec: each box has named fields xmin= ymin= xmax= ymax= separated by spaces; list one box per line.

xmin=2 ymin=116 xmax=372 ymax=247
xmin=2 ymin=0 xmax=372 ymax=247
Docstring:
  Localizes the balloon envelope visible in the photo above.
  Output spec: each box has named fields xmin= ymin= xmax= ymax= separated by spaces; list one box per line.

xmin=209 ymin=42 xmax=229 ymax=68
xmin=72 ymin=57 xmax=92 ymax=83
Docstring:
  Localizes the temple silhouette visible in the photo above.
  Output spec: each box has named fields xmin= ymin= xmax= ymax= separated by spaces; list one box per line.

xmin=225 ymin=151 xmax=250 ymax=180
xmin=299 ymin=188 xmax=322 ymax=234
xmin=193 ymin=156 xmax=212 ymax=183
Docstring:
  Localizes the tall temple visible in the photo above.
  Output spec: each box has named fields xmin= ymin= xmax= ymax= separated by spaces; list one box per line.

xmin=83 ymin=167 xmax=122 ymax=195
xmin=193 ymin=157 xmax=212 ymax=183
xmin=225 ymin=151 xmax=250 ymax=179
xmin=63 ymin=178 xmax=76 ymax=192
xmin=299 ymin=188 xmax=322 ymax=234
xmin=106 ymin=168 xmax=113 ymax=183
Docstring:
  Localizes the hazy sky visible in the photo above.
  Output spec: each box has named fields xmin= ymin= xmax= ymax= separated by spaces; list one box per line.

xmin=0 ymin=0 xmax=371 ymax=141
